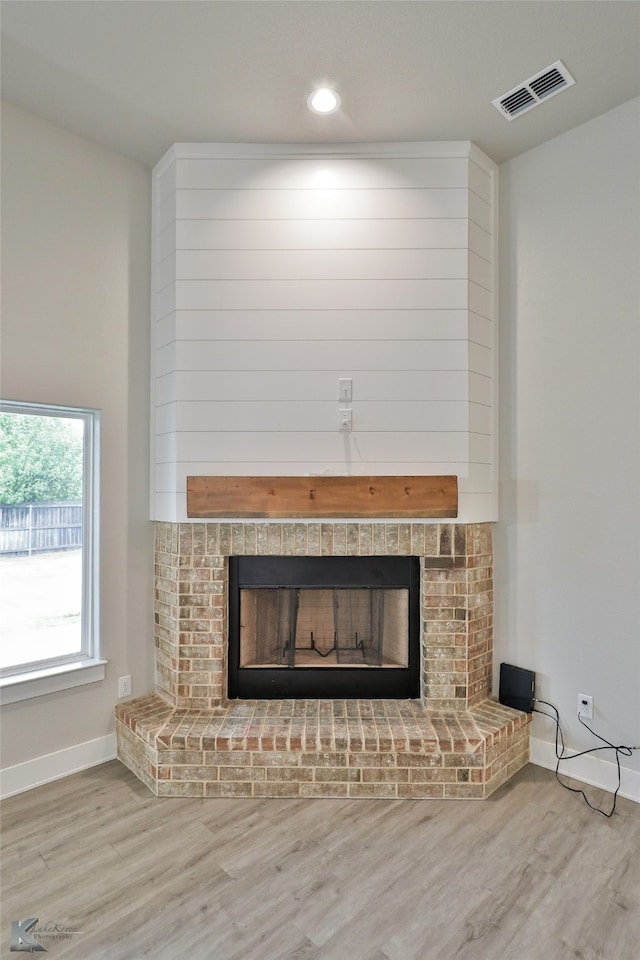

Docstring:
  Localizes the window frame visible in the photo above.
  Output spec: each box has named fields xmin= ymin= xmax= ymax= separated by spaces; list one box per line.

xmin=0 ymin=400 xmax=105 ymax=704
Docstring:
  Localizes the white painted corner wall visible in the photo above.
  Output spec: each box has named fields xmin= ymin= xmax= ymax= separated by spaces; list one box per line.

xmin=495 ymin=96 xmax=640 ymax=794
xmin=0 ymin=102 xmax=154 ymax=774
xmin=151 ymin=142 xmax=497 ymax=523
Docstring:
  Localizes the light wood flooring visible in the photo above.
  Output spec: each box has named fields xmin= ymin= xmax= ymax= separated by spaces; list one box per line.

xmin=1 ymin=761 xmax=639 ymax=960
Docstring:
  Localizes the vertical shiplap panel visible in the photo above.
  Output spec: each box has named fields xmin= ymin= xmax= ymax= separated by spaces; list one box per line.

xmin=152 ymin=158 xmax=177 ymax=520
xmin=151 ymin=144 xmax=497 ymax=523
xmin=468 ymin=159 xmax=492 ymax=203
xmin=466 ymin=147 xmax=497 ymax=519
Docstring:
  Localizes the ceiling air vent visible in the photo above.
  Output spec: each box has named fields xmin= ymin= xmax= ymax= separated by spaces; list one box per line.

xmin=493 ymin=60 xmax=575 ymax=121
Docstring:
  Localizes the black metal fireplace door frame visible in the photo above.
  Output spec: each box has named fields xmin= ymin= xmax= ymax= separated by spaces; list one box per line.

xmin=228 ymin=556 xmax=421 ymax=699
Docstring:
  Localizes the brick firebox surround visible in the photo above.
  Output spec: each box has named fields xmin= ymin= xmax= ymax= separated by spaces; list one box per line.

xmin=116 ymin=521 xmax=530 ymax=798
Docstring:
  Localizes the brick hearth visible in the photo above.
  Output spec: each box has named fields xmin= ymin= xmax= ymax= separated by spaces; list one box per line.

xmin=116 ymin=695 xmax=529 ymax=799
xmin=116 ymin=521 xmax=530 ymax=798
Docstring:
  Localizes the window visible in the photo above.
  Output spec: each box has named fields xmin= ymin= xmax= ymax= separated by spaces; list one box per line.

xmin=0 ymin=400 xmax=104 ymax=703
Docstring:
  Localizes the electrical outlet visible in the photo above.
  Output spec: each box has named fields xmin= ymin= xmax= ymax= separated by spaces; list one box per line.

xmin=577 ymin=693 xmax=593 ymax=720
xmin=118 ymin=675 xmax=132 ymax=699
xmin=339 ymin=408 xmax=352 ymax=431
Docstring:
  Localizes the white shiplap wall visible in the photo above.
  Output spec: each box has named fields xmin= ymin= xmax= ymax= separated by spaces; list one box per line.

xmin=151 ymin=142 xmax=497 ymax=522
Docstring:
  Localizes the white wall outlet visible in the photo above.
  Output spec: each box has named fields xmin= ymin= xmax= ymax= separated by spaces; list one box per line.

xmin=339 ymin=408 xmax=352 ymax=431
xmin=118 ymin=675 xmax=132 ymax=699
xmin=577 ymin=693 xmax=593 ymax=720
xmin=338 ymin=378 xmax=353 ymax=402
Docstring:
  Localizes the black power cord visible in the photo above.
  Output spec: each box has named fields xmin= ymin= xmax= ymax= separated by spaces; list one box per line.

xmin=532 ymin=698 xmax=637 ymax=818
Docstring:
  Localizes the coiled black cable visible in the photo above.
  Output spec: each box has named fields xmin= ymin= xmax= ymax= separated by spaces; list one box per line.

xmin=532 ymin=698 xmax=635 ymax=818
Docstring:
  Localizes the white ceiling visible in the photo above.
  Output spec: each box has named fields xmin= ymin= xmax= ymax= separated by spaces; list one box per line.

xmin=2 ymin=1 xmax=639 ymax=168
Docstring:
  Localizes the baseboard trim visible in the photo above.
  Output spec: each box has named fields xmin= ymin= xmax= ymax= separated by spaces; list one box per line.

xmin=530 ymin=736 xmax=640 ymax=805
xmin=0 ymin=734 xmax=117 ymax=799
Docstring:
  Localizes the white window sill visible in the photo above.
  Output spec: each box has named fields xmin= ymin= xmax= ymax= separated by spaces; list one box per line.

xmin=0 ymin=659 xmax=108 ymax=705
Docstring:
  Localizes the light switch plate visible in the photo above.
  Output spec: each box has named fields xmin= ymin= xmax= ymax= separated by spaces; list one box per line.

xmin=338 ymin=378 xmax=352 ymax=402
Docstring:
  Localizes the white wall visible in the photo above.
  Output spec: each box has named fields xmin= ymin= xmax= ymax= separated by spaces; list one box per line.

xmin=152 ymin=144 xmax=497 ymax=523
xmin=496 ymin=98 xmax=640 ymax=789
xmin=0 ymin=103 xmax=154 ymax=775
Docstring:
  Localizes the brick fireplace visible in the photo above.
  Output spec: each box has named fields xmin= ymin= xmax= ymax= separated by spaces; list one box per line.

xmin=116 ymin=141 xmax=530 ymax=798
xmin=115 ymin=520 xmax=530 ymax=798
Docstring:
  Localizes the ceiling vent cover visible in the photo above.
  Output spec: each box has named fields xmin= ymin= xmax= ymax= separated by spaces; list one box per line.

xmin=493 ymin=60 xmax=575 ymax=121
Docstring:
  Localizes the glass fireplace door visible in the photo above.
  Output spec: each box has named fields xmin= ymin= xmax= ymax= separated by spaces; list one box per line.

xmin=239 ymin=587 xmax=409 ymax=669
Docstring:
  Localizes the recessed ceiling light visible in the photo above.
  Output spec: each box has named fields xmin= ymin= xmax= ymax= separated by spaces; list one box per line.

xmin=307 ymin=88 xmax=341 ymax=115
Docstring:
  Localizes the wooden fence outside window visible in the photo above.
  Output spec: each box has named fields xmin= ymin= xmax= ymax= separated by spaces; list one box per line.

xmin=0 ymin=502 xmax=82 ymax=555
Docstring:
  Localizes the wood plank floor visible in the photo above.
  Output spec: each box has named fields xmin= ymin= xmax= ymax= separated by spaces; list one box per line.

xmin=2 ymin=761 xmax=639 ymax=959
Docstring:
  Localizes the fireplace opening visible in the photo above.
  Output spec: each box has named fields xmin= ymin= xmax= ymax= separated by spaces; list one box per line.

xmin=228 ymin=556 xmax=420 ymax=699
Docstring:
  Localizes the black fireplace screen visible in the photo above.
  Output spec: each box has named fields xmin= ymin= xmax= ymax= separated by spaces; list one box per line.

xmin=229 ymin=556 xmax=420 ymax=699
xmin=240 ymin=588 xmax=408 ymax=669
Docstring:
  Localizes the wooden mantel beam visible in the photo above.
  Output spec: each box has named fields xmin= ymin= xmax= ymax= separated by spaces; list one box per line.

xmin=187 ymin=476 xmax=458 ymax=519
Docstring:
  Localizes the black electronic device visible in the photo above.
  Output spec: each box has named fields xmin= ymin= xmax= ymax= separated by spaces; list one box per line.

xmin=498 ymin=662 xmax=535 ymax=713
